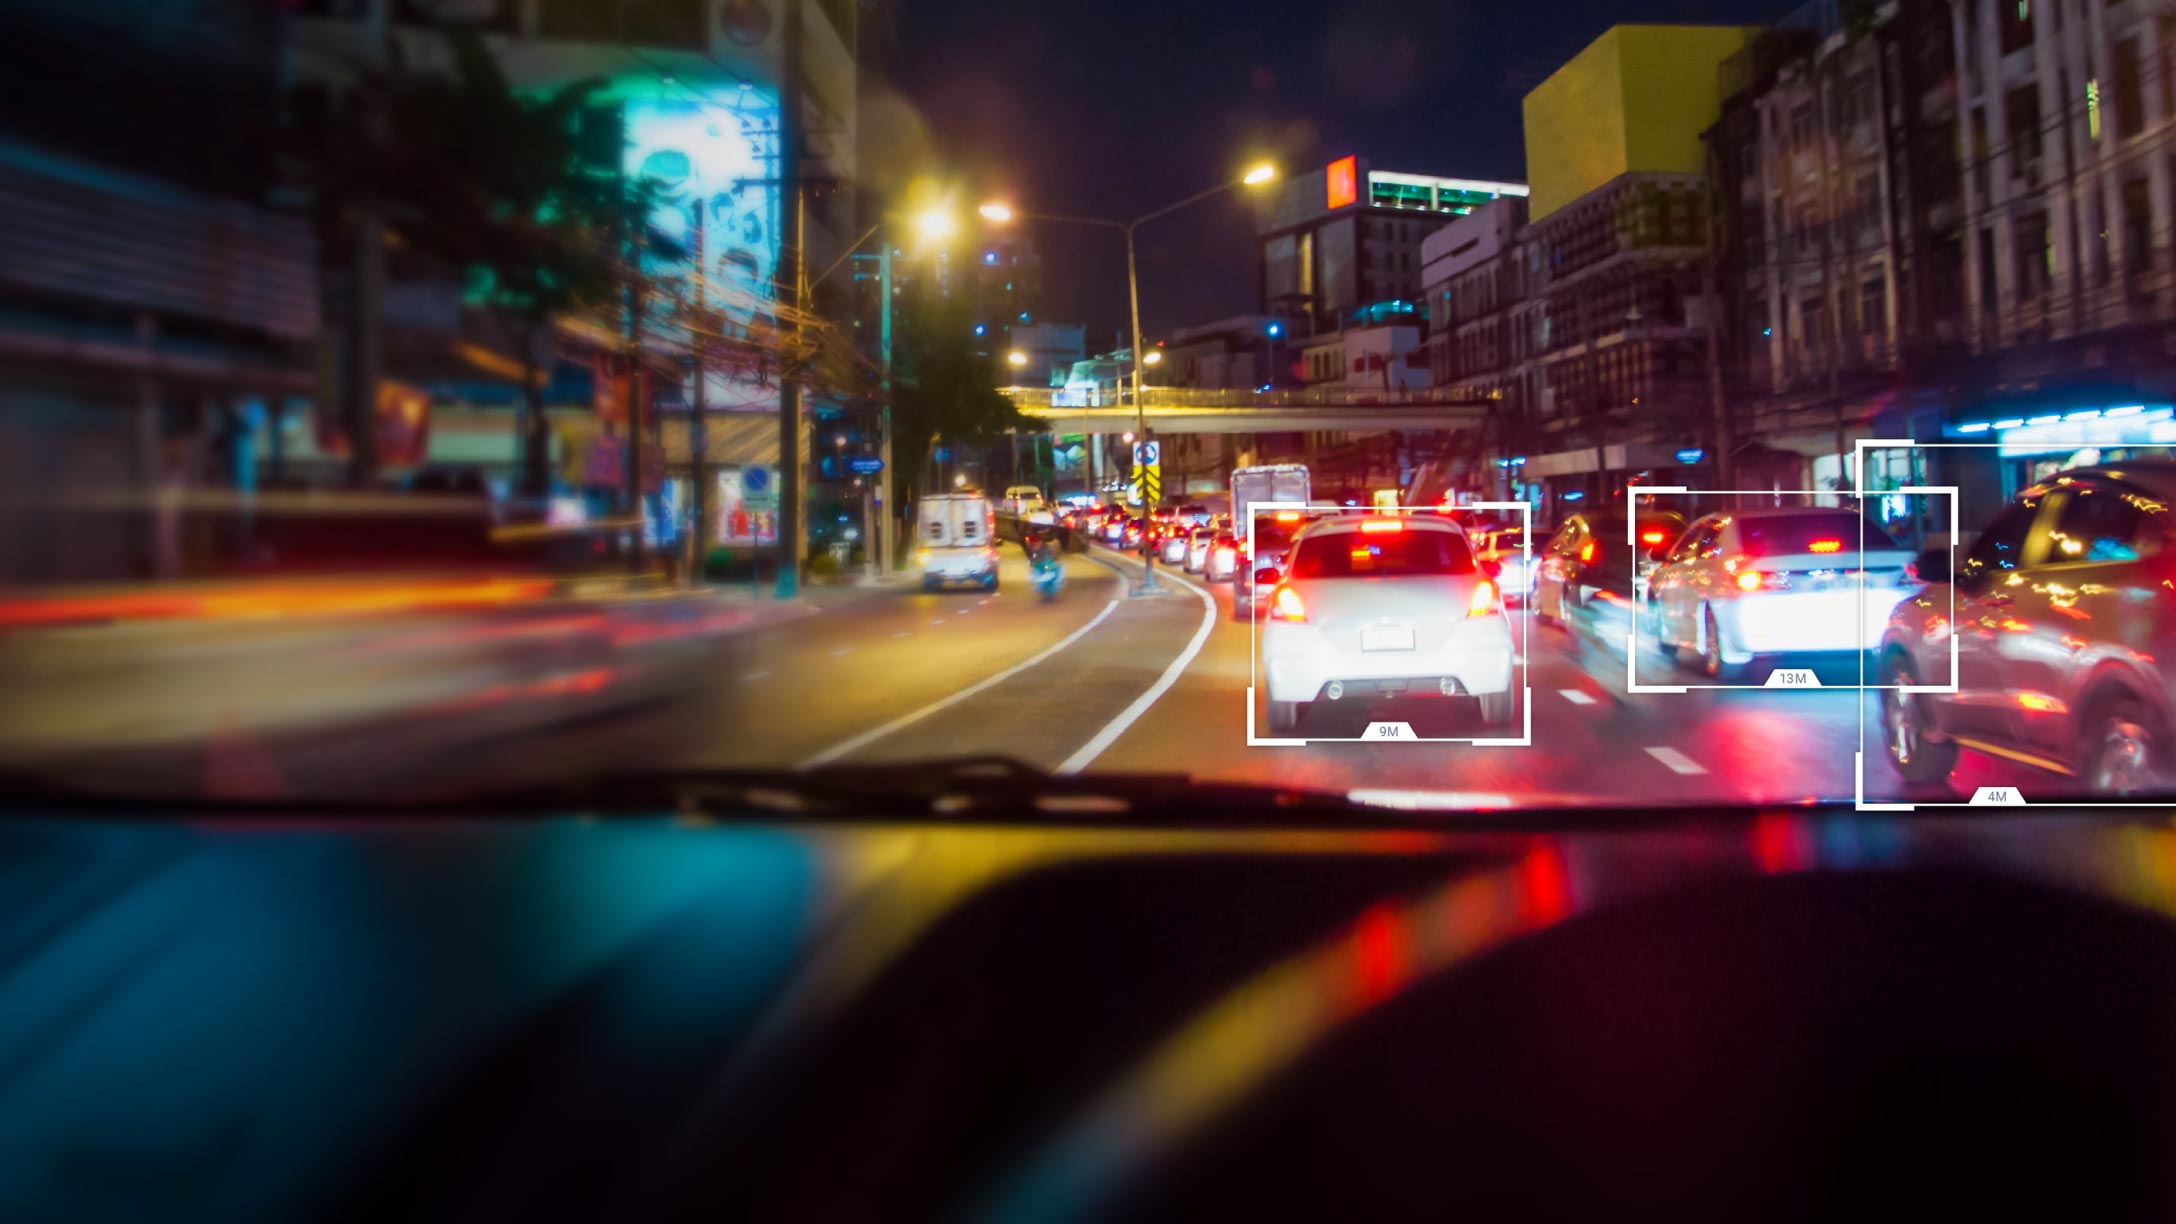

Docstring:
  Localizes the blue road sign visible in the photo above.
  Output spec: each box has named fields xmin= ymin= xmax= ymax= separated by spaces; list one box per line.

xmin=849 ymin=457 xmax=884 ymax=474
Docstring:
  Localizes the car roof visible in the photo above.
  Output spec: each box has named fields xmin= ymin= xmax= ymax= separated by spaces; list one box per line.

xmin=1717 ymin=505 xmax=1868 ymax=520
xmin=1293 ymin=514 xmax=1464 ymax=541
xmin=2032 ymin=458 xmax=2176 ymax=499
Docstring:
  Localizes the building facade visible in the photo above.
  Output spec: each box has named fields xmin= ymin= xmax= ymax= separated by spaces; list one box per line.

xmin=1256 ymin=156 xmax=1527 ymax=334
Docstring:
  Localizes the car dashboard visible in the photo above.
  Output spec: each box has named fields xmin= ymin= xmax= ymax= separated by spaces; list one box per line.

xmin=4 ymin=796 xmax=2176 ymax=1222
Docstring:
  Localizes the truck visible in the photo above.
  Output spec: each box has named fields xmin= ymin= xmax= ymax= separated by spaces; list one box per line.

xmin=917 ymin=493 xmax=1000 ymax=591
xmin=1229 ymin=463 xmax=1311 ymax=620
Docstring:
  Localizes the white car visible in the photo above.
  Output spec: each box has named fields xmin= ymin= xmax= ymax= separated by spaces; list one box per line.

xmin=1257 ymin=515 xmax=1516 ymax=733
xmin=1477 ymin=529 xmax=1535 ymax=603
xmin=1184 ymin=526 xmax=1216 ymax=573
xmin=1649 ymin=507 xmax=1916 ymax=679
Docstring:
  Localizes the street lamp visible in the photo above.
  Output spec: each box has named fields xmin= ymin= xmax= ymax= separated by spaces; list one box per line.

xmin=1007 ymin=349 xmax=1030 ymax=369
xmin=977 ymin=161 xmax=1278 ymax=593
xmin=913 ymin=208 xmax=956 ymax=243
xmin=1142 ymin=349 xmax=1163 ymax=366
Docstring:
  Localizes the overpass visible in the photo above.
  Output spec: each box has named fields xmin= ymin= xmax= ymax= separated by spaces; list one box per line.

xmin=1000 ymin=386 xmax=1493 ymax=434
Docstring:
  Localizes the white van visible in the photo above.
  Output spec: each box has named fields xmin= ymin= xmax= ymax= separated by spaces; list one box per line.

xmin=918 ymin=494 xmax=1000 ymax=591
xmin=1003 ymin=485 xmax=1052 ymax=523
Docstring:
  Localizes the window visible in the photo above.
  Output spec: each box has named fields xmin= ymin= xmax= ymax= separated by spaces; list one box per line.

xmin=2007 ymin=85 xmax=2043 ymax=184
xmin=1287 ymin=529 xmax=1474 ymax=579
xmin=2115 ymin=37 xmax=2145 ymax=138
xmin=1791 ymin=102 xmax=1817 ymax=147
xmin=1999 ymin=0 xmax=2034 ymax=55
xmin=1958 ymin=495 xmax=2044 ymax=585
xmin=2048 ymin=487 xmax=2161 ymax=562
xmin=1860 ymin=277 xmax=1886 ymax=332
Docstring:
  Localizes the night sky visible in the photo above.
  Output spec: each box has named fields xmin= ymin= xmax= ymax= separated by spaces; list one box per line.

xmin=868 ymin=0 xmax=1791 ymax=344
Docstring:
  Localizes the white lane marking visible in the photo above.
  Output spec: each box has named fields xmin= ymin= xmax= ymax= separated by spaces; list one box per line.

xmin=892 ymin=631 xmax=911 ymax=639
xmin=1644 ymin=746 xmax=1707 ymax=775
xmin=931 ymin=618 xmax=948 ymax=626
xmin=1558 ymin=689 xmax=1597 ymax=706
xmin=831 ymin=647 xmax=854 ymax=656
xmin=739 ymin=670 xmax=771 ymax=682
xmin=1058 ymin=560 xmax=1218 ymax=774
xmin=800 ymin=600 xmax=1122 ymax=768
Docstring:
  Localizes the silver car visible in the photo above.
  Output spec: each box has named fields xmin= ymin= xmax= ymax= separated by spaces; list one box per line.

xmin=1879 ymin=460 xmax=2176 ymax=795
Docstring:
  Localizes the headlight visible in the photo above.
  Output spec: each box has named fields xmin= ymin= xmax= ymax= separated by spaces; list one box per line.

xmin=917 ymin=550 xmax=931 ymax=567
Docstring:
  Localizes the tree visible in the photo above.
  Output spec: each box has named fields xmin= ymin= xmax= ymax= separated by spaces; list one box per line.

xmin=316 ymin=29 xmax=656 ymax=495
xmin=890 ymin=292 xmax=1033 ymax=509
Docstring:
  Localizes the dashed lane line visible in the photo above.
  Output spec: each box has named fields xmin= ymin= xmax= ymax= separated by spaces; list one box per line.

xmin=799 ymin=600 xmax=1122 ymax=769
xmin=1644 ymin=746 xmax=1707 ymax=775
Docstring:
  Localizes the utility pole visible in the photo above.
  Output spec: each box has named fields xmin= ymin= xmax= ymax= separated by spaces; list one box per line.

xmin=624 ymin=211 xmax=647 ymax=575
xmin=877 ymin=241 xmax=895 ymax=578
xmin=1703 ymin=177 xmax=1734 ymax=496
xmin=687 ymin=205 xmax=708 ymax=588
xmin=342 ymin=0 xmax=390 ymax=490
xmin=773 ymin=0 xmax=806 ymax=599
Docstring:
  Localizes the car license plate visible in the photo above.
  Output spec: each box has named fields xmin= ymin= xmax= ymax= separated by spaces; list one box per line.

xmin=1361 ymin=625 xmax=1415 ymax=652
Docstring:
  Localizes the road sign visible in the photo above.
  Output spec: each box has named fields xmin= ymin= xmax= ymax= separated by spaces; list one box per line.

xmin=848 ymin=456 xmax=884 ymax=474
xmin=1133 ymin=441 xmax=1161 ymax=467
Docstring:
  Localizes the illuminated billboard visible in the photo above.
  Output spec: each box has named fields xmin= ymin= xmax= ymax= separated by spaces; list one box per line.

xmin=624 ymin=87 xmax=782 ymax=410
xmin=1326 ymin=155 xmax=1358 ymax=210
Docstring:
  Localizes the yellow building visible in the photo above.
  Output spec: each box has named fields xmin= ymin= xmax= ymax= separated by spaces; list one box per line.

xmin=1522 ymin=24 xmax=1759 ymax=222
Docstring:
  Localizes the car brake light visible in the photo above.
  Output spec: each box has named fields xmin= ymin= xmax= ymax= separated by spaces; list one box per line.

xmin=1640 ymin=529 xmax=1667 ymax=545
xmin=1808 ymin=539 xmax=1843 ymax=554
xmin=1360 ymin=518 xmax=1403 ymax=534
xmin=1579 ymin=541 xmax=1596 ymax=563
xmin=1275 ymin=511 xmax=1303 ymax=523
xmin=1468 ymin=580 xmax=1499 ymax=617
xmin=1736 ymin=570 xmax=1788 ymax=591
xmin=1271 ymin=585 xmax=1307 ymax=622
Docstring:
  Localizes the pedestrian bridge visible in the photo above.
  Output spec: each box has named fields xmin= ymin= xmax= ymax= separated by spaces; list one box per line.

xmin=999 ymin=386 xmax=1492 ymax=434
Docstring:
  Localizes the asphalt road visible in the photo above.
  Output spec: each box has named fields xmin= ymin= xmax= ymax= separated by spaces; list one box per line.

xmin=33 ymin=540 xmax=2054 ymax=809
xmin=579 ymin=541 xmax=2058 ymax=811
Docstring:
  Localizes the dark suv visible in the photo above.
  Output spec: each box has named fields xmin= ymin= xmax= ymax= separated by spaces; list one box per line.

xmin=1879 ymin=460 xmax=2176 ymax=795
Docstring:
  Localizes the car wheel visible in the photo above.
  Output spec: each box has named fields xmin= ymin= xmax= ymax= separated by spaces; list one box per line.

xmin=985 ymin=573 xmax=999 ymax=592
xmin=1880 ymin=653 xmax=1957 ymax=785
xmin=922 ymin=577 xmax=940 ymax=592
xmin=1477 ymin=688 xmax=1515 ymax=728
xmin=1701 ymin=607 xmax=1739 ymax=681
xmin=1267 ymin=699 xmax=1305 ymax=734
xmin=2081 ymin=697 xmax=2167 ymax=797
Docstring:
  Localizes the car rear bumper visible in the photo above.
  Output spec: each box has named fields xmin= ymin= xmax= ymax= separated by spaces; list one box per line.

xmin=922 ymin=550 xmax=995 ymax=582
xmin=1261 ymin=619 xmax=1516 ymax=703
xmin=1718 ymin=589 xmax=1910 ymax=656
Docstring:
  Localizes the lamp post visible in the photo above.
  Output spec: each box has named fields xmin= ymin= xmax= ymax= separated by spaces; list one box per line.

xmin=810 ymin=204 xmax=956 ymax=581
xmin=979 ymin=161 xmax=1275 ymax=594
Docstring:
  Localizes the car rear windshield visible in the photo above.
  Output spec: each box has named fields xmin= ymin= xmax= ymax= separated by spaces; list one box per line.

xmin=1489 ymin=531 xmax=1526 ymax=551
xmin=1250 ymin=516 xmax=1306 ymax=550
xmin=1288 ymin=529 xmax=1475 ymax=578
xmin=1739 ymin=512 xmax=1899 ymax=556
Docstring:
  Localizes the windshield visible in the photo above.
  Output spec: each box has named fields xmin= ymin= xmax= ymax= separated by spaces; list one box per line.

xmin=1739 ymin=512 xmax=1901 ymax=556
xmin=1 ymin=0 xmax=2164 ymax=822
xmin=1288 ymin=529 xmax=1475 ymax=579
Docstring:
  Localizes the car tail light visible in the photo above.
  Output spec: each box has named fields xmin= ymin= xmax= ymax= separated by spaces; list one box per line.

xmin=1808 ymin=539 xmax=1843 ymax=554
xmin=1579 ymin=541 xmax=1596 ymax=563
xmin=1736 ymin=570 xmax=1788 ymax=591
xmin=1270 ymin=585 xmax=1307 ymax=622
xmin=1639 ymin=529 xmax=1668 ymax=545
xmin=1360 ymin=518 xmax=1403 ymax=534
xmin=1275 ymin=511 xmax=1303 ymax=523
xmin=1468 ymin=580 xmax=1499 ymax=617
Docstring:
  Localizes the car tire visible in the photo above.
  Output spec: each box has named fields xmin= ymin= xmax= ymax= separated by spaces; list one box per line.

xmin=922 ymin=577 xmax=940 ymax=592
xmin=1267 ymin=698 xmax=1305 ymax=734
xmin=1701 ymin=607 xmax=1739 ymax=681
xmin=1477 ymin=688 xmax=1515 ymax=728
xmin=1879 ymin=653 xmax=1957 ymax=785
xmin=2080 ymin=696 xmax=2168 ymax=797
xmin=985 ymin=573 xmax=999 ymax=592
